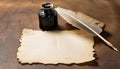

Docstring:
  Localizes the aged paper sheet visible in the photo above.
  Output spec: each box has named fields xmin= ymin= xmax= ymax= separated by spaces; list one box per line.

xmin=17 ymin=29 xmax=95 ymax=64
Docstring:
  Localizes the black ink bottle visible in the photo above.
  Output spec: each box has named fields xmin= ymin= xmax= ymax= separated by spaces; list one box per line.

xmin=38 ymin=2 xmax=58 ymax=30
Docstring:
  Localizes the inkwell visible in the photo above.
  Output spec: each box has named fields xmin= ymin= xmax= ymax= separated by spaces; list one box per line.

xmin=38 ymin=2 xmax=58 ymax=30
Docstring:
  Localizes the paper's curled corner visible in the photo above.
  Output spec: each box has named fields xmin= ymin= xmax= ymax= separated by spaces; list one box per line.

xmin=76 ymin=12 xmax=105 ymax=29
xmin=17 ymin=29 xmax=95 ymax=64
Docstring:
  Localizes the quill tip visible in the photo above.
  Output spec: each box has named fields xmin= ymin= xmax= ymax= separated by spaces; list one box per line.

xmin=109 ymin=43 xmax=118 ymax=52
xmin=113 ymin=48 xmax=119 ymax=52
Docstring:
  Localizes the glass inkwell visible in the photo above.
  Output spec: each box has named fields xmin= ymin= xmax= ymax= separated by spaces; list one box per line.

xmin=38 ymin=2 xmax=58 ymax=30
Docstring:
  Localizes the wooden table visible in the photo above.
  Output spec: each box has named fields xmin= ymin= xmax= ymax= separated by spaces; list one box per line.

xmin=0 ymin=0 xmax=120 ymax=69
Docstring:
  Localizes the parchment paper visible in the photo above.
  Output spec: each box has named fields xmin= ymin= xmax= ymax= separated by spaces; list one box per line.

xmin=17 ymin=29 xmax=95 ymax=64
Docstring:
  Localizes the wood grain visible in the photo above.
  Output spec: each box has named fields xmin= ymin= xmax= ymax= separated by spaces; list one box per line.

xmin=0 ymin=0 xmax=120 ymax=69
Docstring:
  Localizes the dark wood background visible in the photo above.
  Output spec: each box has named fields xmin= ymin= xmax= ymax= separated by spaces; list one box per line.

xmin=0 ymin=0 xmax=120 ymax=69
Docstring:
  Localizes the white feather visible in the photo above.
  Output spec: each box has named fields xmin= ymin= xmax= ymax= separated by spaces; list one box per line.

xmin=56 ymin=7 xmax=103 ymax=36
xmin=55 ymin=7 xmax=118 ymax=51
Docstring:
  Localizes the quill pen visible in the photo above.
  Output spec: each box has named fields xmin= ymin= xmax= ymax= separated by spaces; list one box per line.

xmin=55 ymin=7 xmax=118 ymax=51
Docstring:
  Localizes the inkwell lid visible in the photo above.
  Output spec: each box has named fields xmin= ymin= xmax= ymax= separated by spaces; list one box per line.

xmin=42 ymin=2 xmax=53 ymax=8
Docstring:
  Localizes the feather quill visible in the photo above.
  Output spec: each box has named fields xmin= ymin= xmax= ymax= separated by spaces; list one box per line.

xmin=55 ymin=7 xmax=118 ymax=51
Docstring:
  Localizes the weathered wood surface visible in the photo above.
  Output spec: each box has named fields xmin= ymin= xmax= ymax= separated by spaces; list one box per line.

xmin=0 ymin=0 xmax=120 ymax=69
